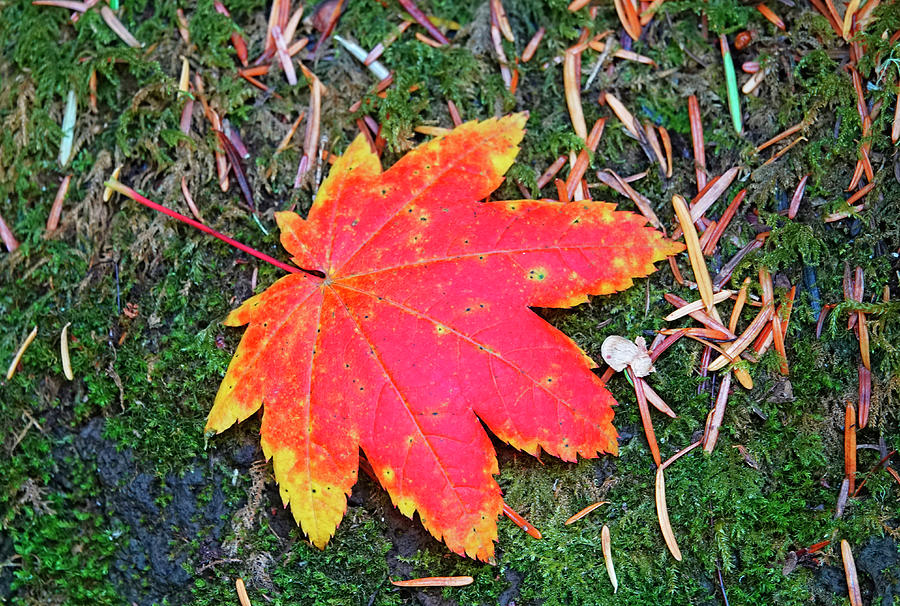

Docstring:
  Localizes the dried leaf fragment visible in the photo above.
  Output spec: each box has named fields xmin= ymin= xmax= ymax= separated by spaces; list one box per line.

xmin=601 ymin=335 xmax=654 ymax=376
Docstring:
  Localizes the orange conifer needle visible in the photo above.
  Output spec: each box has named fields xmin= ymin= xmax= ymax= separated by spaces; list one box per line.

xmin=630 ymin=370 xmax=661 ymax=466
xmin=688 ymin=95 xmax=706 ymax=192
xmin=565 ymin=501 xmax=609 ymax=524
xmin=392 ymin=576 xmax=475 ymax=587
xmin=655 ymin=467 xmax=682 ymax=561
xmin=502 ymin=502 xmax=542 ymax=539
xmin=756 ymin=3 xmax=785 ymax=29
xmin=845 ymin=402 xmax=857 ymax=494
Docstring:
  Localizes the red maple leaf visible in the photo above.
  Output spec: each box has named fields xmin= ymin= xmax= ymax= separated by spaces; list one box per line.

xmin=205 ymin=114 xmax=682 ymax=560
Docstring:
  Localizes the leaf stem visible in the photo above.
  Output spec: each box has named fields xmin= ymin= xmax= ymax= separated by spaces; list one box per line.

xmin=105 ymin=179 xmax=300 ymax=275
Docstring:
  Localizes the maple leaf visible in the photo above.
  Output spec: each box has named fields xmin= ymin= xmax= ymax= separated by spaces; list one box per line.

xmin=206 ymin=114 xmax=683 ymax=560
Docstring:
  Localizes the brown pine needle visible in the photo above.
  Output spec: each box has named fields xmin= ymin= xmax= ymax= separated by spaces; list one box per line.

xmin=858 ymin=364 xmax=871 ymax=429
xmin=600 ymin=170 xmax=662 ymax=229
xmin=180 ymin=177 xmax=204 ymax=223
xmin=235 ymin=578 xmax=251 ymax=606
xmin=275 ymin=112 xmax=306 ymax=154
xmin=688 ymin=95 xmax=706 ymax=192
xmin=661 ymin=440 xmax=702 ymax=470
xmin=663 ymin=294 xmax=736 ymax=338
xmin=414 ymin=31 xmax=443 ymax=48
xmin=729 ymin=277 xmax=751 ymax=333
xmin=759 ymin=136 xmax=807 ymax=169
xmin=655 ymin=467 xmax=682 ymax=561
xmin=708 ymin=305 xmax=774 ymax=371
xmin=564 ymin=47 xmax=588 ymax=140
xmin=845 ymin=402 xmax=857 ymax=494
xmin=100 ymin=6 xmax=142 ymax=48
xmin=787 ymin=175 xmax=809 ymax=219
xmin=565 ymin=118 xmax=606 ymax=198
xmin=733 ymin=367 xmax=753 ymax=389
xmin=490 ymin=0 xmax=514 ymax=41
xmin=756 ymin=3 xmax=786 ymax=30
xmin=643 ymin=120 xmax=667 ymax=178
xmin=60 ymin=322 xmax=73 ymax=381
xmin=702 ymin=372 xmax=732 ymax=453
xmin=858 ymin=311 xmax=870 ymax=370
xmin=294 ymin=69 xmax=324 ymax=187
xmin=841 ymin=540 xmax=863 ymax=606
xmin=639 ymin=0 xmax=666 ymax=24
xmin=45 ymin=174 xmax=71 ymax=233
xmin=502 ymin=502 xmax=542 ymax=539
xmin=1 ymin=210 xmax=20 ymax=252
xmin=601 ymin=525 xmax=618 ymax=593
xmin=447 ymin=100 xmax=463 ymax=126
xmin=537 ymin=156 xmax=567 ymax=189
xmin=604 ymin=92 xmax=641 ymax=139
xmin=6 ymin=326 xmax=38 ymax=380
xmin=664 ymin=290 xmax=733 ymax=322
xmin=631 ymin=371 xmax=661 ymax=465
xmin=522 ymin=27 xmax=545 ymax=62
xmin=392 ymin=576 xmax=474 ymax=587
xmin=893 ymin=91 xmax=900 ymax=143
xmin=690 ymin=167 xmax=739 ymax=224
xmin=672 ymin=194 xmax=717 ymax=317
xmin=659 ymin=126 xmax=673 ymax=178
xmin=756 ymin=120 xmax=806 ymax=152
xmin=565 ymin=501 xmax=609 ymax=524
xmin=641 ymin=381 xmax=677 ymax=418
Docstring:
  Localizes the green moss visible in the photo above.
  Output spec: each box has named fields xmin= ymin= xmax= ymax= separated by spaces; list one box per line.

xmin=2 ymin=0 xmax=897 ymax=603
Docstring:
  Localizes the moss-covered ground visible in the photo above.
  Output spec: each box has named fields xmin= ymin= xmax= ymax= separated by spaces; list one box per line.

xmin=1 ymin=0 xmax=899 ymax=603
